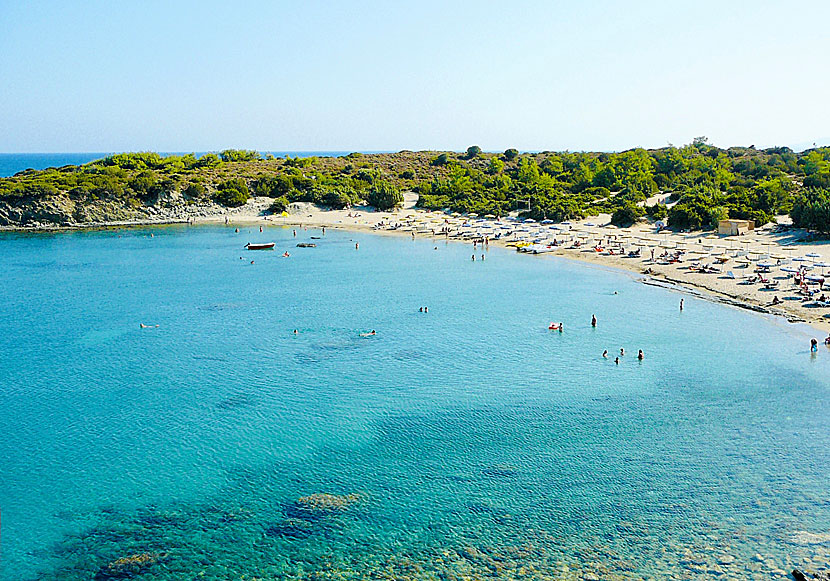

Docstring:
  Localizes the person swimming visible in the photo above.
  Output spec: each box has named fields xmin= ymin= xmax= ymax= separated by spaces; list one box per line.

xmin=355 ymin=242 xmax=359 ymax=250
xmin=614 ymin=357 xmax=620 ymax=364
xmin=620 ymin=348 xmax=625 ymax=356
xmin=360 ymin=330 xmax=377 ymax=337
xmin=638 ymin=350 xmax=644 ymax=360
xmin=591 ymin=314 xmax=597 ymax=327
xmin=472 ymin=254 xmax=476 ymax=261
xmin=424 ymin=306 xmax=428 ymax=313
xmin=293 ymin=329 xmax=298 ymax=334
xmin=481 ymin=254 xmax=485 ymax=261
xmin=419 ymin=307 xmax=423 ymax=312
xmin=283 ymin=252 xmax=290 ymax=257
xmin=602 ymin=350 xmax=608 ymax=358
xmin=139 ymin=323 xmax=159 ymax=328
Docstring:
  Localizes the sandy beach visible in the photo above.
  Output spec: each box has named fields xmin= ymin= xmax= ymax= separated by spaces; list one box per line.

xmin=198 ymin=193 xmax=830 ymax=336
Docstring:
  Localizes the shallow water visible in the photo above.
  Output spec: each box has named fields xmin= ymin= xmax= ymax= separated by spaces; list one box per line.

xmin=1 ymin=225 xmax=829 ymax=580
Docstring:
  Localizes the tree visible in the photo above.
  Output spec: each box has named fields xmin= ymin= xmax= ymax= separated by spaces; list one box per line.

xmin=431 ymin=153 xmax=450 ymax=166
xmin=645 ymin=203 xmax=667 ymax=220
xmin=487 ymin=157 xmax=505 ymax=175
xmin=214 ymin=178 xmax=249 ymax=207
xmin=183 ymin=183 xmax=207 ymax=200
xmin=611 ymin=202 xmax=644 ymax=226
xmin=366 ymin=181 xmax=403 ymax=210
xmin=504 ymin=148 xmax=519 ymax=162
xmin=466 ymin=145 xmax=482 ymax=159
xmin=268 ymin=196 xmax=289 ymax=214
xmin=219 ymin=149 xmax=260 ymax=162
xmin=791 ymin=188 xmax=830 ymax=231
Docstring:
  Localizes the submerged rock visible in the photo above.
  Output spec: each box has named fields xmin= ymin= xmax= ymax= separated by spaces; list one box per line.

xmin=290 ymin=493 xmax=363 ymax=517
xmin=94 ymin=552 xmax=164 ymax=579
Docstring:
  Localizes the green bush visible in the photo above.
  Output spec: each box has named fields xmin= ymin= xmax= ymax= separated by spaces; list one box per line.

xmin=183 ymin=183 xmax=207 ymax=200
xmin=504 ymin=148 xmax=519 ymax=162
xmin=269 ymin=196 xmax=289 ymax=214
xmin=611 ymin=202 xmax=644 ymax=226
xmin=214 ymin=178 xmax=249 ymax=207
xmin=431 ymin=153 xmax=449 ymax=166
xmin=219 ymin=149 xmax=260 ymax=162
xmin=645 ymin=203 xmax=667 ymax=220
xmin=791 ymin=188 xmax=830 ymax=231
xmin=366 ymin=181 xmax=403 ymax=210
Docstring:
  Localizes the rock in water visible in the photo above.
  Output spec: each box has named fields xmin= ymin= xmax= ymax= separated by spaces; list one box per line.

xmin=291 ymin=493 xmax=362 ymax=517
xmin=94 ymin=552 xmax=163 ymax=579
xmin=793 ymin=569 xmax=830 ymax=581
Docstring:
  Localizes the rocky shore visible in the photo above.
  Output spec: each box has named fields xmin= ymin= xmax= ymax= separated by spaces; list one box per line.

xmin=0 ymin=192 xmax=274 ymax=230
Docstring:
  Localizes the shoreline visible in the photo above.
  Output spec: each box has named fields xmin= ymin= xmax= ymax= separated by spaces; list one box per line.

xmin=4 ymin=204 xmax=830 ymax=335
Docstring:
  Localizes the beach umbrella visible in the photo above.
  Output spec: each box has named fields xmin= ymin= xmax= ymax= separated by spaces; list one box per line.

xmin=793 ymin=256 xmax=809 ymax=262
xmin=806 ymin=252 xmax=822 ymax=259
xmin=781 ymin=266 xmax=799 ymax=273
xmin=758 ymin=261 xmax=775 ymax=268
xmin=524 ymin=218 xmax=536 ymax=223
xmin=806 ymin=275 xmax=825 ymax=282
xmin=813 ymin=261 xmax=830 ymax=268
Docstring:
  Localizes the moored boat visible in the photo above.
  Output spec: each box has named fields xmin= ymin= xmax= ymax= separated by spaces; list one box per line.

xmin=245 ymin=242 xmax=275 ymax=250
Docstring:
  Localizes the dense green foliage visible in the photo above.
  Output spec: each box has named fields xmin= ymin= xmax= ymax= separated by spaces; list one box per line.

xmin=3 ymin=142 xmax=830 ymax=230
xmin=611 ymin=202 xmax=644 ymax=226
xmin=214 ymin=178 xmax=249 ymax=207
xmin=365 ymin=182 xmax=403 ymax=211
xmin=791 ymin=188 xmax=830 ymax=232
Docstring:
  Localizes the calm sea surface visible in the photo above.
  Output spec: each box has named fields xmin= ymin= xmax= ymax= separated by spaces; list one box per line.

xmin=1 ymin=226 xmax=829 ymax=580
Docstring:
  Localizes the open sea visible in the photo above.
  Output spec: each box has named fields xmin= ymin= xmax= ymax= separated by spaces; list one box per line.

xmin=1 ymin=224 xmax=830 ymax=579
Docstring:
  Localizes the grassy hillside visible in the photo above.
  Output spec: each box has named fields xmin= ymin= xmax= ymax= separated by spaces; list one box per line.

xmin=3 ymin=142 xmax=830 ymax=230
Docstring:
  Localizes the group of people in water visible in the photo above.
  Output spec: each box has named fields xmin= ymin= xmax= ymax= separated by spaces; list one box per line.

xmin=549 ymin=313 xmax=646 ymax=364
xmin=602 ymin=347 xmax=645 ymax=364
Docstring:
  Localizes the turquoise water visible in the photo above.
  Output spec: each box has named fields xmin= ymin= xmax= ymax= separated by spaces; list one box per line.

xmin=1 ymin=226 xmax=830 ymax=580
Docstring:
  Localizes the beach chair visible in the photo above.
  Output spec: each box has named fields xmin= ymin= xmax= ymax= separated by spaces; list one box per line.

xmin=727 ymin=271 xmax=736 ymax=280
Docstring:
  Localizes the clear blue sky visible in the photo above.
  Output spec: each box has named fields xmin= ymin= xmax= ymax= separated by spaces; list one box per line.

xmin=1 ymin=0 xmax=828 ymax=152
